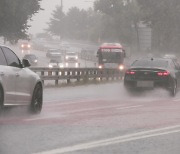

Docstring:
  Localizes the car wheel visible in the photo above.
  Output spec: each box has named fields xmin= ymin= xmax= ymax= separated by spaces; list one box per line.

xmin=171 ymin=80 xmax=177 ymax=97
xmin=0 ymin=86 xmax=4 ymax=112
xmin=30 ymin=84 xmax=43 ymax=114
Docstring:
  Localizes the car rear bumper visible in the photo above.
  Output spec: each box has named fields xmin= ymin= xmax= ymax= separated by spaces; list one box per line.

xmin=124 ymin=80 xmax=172 ymax=90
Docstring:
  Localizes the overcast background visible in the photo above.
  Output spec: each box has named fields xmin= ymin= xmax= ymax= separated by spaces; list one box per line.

xmin=28 ymin=0 xmax=95 ymax=35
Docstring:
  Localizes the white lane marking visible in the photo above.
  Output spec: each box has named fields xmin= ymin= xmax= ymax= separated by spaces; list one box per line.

xmin=45 ymin=98 xmax=103 ymax=106
xmin=66 ymin=105 xmax=123 ymax=113
xmin=116 ymin=105 xmax=143 ymax=110
xmin=34 ymin=125 xmax=180 ymax=154
xmin=62 ymin=104 xmax=141 ymax=114
xmin=173 ymin=99 xmax=180 ymax=102
xmin=24 ymin=115 xmax=65 ymax=121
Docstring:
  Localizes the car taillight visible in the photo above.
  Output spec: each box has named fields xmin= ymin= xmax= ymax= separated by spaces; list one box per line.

xmin=126 ymin=70 xmax=135 ymax=75
xmin=157 ymin=71 xmax=170 ymax=76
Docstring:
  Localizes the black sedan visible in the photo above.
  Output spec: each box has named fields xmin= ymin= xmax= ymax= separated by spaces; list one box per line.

xmin=124 ymin=58 xmax=180 ymax=96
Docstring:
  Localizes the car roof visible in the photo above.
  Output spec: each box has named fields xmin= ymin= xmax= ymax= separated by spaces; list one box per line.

xmin=100 ymin=43 xmax=123 ymax=49
xmin=130 ymin=57 xmax=172 ymax=68
xmin=48 ymin=49 xmax=60 ymax=51
xmin=24 ymin=54 xmax=36 ymax=56
xmin=163 ymin=54 xmax=177 ymax=59
xmin=135 ymin=57 xmax=172 ymax=61
xmin=66 ymin=52 xmax=76 ymax=54
xmin=0 ymin=44 xmax=10 ymax=48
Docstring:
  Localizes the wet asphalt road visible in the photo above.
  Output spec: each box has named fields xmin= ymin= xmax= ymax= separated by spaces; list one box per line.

xmin=1 ymin=82 xmax=180 ymax=154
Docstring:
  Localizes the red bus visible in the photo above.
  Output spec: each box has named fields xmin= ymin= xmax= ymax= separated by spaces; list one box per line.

xmin=97 ymin=43 xmax=126 ymax=70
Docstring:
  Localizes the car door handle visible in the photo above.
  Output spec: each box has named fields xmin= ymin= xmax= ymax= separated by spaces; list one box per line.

xmin=0 ymin=72 xmax=4 ymax=76
xmin=16 ymin=73 xmax=20 ymax=77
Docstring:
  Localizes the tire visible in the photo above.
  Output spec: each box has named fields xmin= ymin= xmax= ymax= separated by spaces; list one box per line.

xmin=30 ymin=84 xmax=43 ymax=114
xmin=170 ymin=80 xmax=177 ymax=97
xmin=0 ymin=86 xmax=4 ymax=112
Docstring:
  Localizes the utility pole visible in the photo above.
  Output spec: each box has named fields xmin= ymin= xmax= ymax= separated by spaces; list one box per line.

xmin=59 ymin=0 xmax=63 ymax=42
xmin=61 ymin=0 xmax=63 ymax=12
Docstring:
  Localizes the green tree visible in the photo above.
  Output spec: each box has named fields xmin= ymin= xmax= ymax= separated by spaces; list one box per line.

xmin=47 ymin=6 xmax=66 ymax=40
xmin=94 ymin=0 xmax=141 ymax=45
xmin=47 ymin=6 xmax=94 ymax=41
xmin=137 ymin=0 xmax=180 ymax=52
xmin=65 ymin=7 xmax=88 ymax=39
xmin=0 ymin=0 xmax=42 ymax=44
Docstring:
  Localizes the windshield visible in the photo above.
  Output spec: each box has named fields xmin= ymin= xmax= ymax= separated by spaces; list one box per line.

xmin=132 ymin=59 xmax=168 ymax=68
xmin=66 ymin=52 xmax=77 ymax=56
xmin=99 ymin=52 xmax=124 ymax=63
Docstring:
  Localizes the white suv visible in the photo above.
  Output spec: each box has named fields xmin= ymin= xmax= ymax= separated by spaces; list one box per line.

xmin=0 ymin=45 xmax=43 ymax=113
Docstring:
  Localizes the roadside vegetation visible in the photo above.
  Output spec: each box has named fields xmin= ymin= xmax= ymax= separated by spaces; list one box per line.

xmin=0 ymin=0 xmax=42 ymax=44
xmin=1 ymin=0 xmax=180 ymax=53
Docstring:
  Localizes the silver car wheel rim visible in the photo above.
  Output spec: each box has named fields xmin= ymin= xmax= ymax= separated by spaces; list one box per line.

xmin=34 ymin=88 xmax=42 ymax=111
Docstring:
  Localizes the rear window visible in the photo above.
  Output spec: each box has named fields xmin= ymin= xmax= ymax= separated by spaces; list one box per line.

xmin=50 ymin=58 xmax=62 ymax=63
xmin=132 ymin=59 xmax=168 ymax=68
xmin=24 ymin=55 xmax=36 ymax=59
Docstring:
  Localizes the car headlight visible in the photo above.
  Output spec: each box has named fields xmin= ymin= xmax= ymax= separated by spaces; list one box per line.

xmin=34 ymin=60 xmax=38 ymax=63
xmin=119 ymin=65 xmax=124 ymax=70
xmin=59 ymin=64 xmax=64 ymax=68
xmin=65 ymin=56 xmax=69 ymax=60
xmin=48 ymin=64 xmax=53 ymax=68
xmin=28 ymin=44 xmax=31 ymax=48
xmin=75 ymin=63 xmax=79 ymax=67
xmin=21 ymin=44 xmax=24 ymax=48
xmin=98 ymin=65 xmax=103 ymax=69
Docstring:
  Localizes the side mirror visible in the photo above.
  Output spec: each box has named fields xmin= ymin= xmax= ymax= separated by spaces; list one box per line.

xmin=22 ymin=59 xmax=31 ymax=67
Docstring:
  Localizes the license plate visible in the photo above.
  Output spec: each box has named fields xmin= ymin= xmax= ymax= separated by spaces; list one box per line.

xmin=137 ymin=81 xmax=154 ymax=88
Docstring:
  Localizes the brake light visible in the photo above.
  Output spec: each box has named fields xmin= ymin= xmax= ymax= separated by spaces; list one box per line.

xmin=157 ymin=71 xmax=170 ymax=76
xmin=126 ymin=71 xmax=135 ymax=75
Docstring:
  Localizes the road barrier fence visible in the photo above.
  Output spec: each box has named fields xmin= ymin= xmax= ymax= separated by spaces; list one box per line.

xmin=30 ymin=67 xmax=124 ymax=85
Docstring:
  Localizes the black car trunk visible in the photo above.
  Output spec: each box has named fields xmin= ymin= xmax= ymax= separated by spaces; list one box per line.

xmin=128 ymin=68 xmax=169 ymax=81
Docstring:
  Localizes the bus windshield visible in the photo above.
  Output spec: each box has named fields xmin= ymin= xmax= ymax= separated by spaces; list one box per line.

xmin=100 ymin=52 xmax=124 ymax=63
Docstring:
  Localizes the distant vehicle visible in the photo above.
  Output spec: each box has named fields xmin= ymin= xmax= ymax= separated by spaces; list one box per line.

xmin=65 ymin=52 xmax=79 ymax=68
xmin=23 ymin=54 xmax=38 ymax=66
xmin=46 ymin=49 xmax=62 ymax=58
xmin=20 ymin=42 xmax=31 ymax=50
xmin=124 ymin=57 xmax=180 ymax=96
xmin=163 ymin=54 xmax=177 ymax=61
xmin=60 ymin=41 xmax=70 ymax=51
xmin=48 ymin=58 xmax=64 ymax=68
xmin=97 ymin=43 xmax=126 ymax=70
xmin=0 ymin=45 xmax=43 ymax=113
